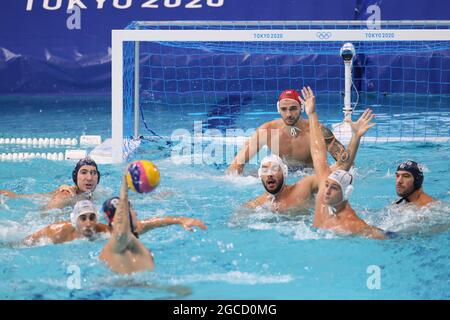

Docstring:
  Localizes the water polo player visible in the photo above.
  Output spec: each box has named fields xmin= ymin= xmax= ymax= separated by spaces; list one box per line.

xmin=304 ymin=86 xmax=388 ymax=239
xmin=0 ymin=157 xmax=101 ymax=210
xmin=24 ymin=198 xmax=207 ymax=246
xmin=100 ymin=173 xmax=155 ymax=273
xmin=227 ymin=88 xmax=346 ymax=175
xmin=395 ymin=160 xmax=435 ymax=206
xmin=244 ymin=108 xmax=376 ymax=215
xmin=23 ymin=200 xmax=108 ymax=245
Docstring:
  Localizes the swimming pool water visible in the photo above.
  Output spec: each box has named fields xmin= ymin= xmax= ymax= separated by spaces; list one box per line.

xmin=0 ymin=95 xmax=449 ymax=299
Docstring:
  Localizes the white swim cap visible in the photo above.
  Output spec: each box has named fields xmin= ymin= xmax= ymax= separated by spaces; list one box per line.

xmin=71 ymin=200 xmax=98 ymax=227
xmin=258 ymin=154 xmax=288 ymax=179
xmin=327 ymin=169 xmax=354 ymax=200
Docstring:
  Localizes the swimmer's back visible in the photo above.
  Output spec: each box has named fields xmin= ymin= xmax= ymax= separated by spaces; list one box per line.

xmin=100 ymin=238 xmax=154 ymax=274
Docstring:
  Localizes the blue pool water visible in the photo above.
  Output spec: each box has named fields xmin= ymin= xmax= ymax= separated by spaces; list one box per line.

xmin=0 ymin=95 xmax=449 ymax=299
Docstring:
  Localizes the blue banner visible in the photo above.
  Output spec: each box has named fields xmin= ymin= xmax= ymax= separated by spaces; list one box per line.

xmin=0 ymin=0 xmax=449 ymax=93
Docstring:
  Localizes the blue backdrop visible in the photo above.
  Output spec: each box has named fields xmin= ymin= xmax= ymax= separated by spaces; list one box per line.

xmin=0 ymin=0 xmax=449 ymax=93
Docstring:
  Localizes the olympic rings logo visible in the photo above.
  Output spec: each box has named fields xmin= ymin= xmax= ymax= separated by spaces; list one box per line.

xmin=316 ymin=32 xmax=332 ymax=40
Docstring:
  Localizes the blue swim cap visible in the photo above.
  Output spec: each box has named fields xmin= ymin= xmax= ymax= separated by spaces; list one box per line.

xmin=102 ymin=196 xmax=138 ymax=238
xmin=102 ymin=196 xmax=119 ymax=225
xmin=396 ymin=160 xmax=424 ymax=191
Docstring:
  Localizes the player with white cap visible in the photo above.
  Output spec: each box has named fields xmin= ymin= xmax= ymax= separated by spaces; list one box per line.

xmin=303 ymin=85 xmax=390 ymax=239
xmin=245 ymin=107 xmax=377 ymax=214
xmin=23 ymin=198 xmax=207 ymax=246
xmin=23 ymin=200 xmax=106 ymax=245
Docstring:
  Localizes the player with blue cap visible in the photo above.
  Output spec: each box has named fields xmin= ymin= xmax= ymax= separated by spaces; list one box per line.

xmin=395 ymin=160 xmax=435 ymax=206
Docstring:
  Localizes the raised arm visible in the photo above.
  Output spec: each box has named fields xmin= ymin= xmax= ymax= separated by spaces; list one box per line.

xmin=322 ymin=127 xmax=347 ymax=162
xmin=137 ymin=216 xmax=207 ymax=234
xmin=227 ymin=125 xmax=268 ymax=175
xmin=331 ymin=108 xmax=376 ymax=171
xmin=108 ymin=174 xmax=133 ymax=253
xmin=302 ymin=86 xmax=330 ymax=181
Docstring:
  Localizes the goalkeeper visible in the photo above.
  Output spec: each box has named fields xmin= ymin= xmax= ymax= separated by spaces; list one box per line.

xmin=227 ymin=89 xmax=346 ymax=175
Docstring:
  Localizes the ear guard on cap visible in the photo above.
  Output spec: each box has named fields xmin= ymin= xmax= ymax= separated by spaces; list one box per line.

xmin=343 ymin=184 xmax=354 ymax=200
xmin=342 ymin=173 xmax=354 ymax=200
xmin=328 ymin=170 xmax=354 ymax=201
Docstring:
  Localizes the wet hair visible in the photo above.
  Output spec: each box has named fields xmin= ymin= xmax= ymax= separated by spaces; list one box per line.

xmin=72 ymin=157 xmax=101 ymax=186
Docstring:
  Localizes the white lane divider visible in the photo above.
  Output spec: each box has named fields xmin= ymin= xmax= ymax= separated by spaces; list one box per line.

xmin=0 ymin=135 xmax=102 ymax=162
xmin=0 ymin=137 xmax=78 ymax=146
xmin=0 ymin=152 xmax=65 ymax=161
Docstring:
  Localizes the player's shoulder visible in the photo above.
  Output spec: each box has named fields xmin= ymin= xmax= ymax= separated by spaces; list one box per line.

xmin=418 ymin=193 xmax=437 ymax=206
xmin=48 ymin=221 xmax=71 ymax=230
xmin=46 ymin=221 xmax=74 ymax=239
xmin=260 ymin=119 xmax=282 ymax=129
xmin=343 ymin=205 xmax=365 ymax=224
xmin=254 ymin=193 xmax=267 ymax=203
xmin=248 ymin=193 xmax=267 ymax=206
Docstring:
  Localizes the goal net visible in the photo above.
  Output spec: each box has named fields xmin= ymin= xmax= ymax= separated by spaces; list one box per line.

xmin=111 ymin=21 xmax=450 ymax=163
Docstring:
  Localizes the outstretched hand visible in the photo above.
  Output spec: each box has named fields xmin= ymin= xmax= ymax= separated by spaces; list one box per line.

xmin=300 ymin=86 xmax=316 ymax=115
xmin=180 ymin=218 xmax=207 ymax=232
xmin=346 ymin=108 xmax=376 ymax=137
xmin=58 ymin=185 xmax=76 ymax=196
xmin=0 ymin=190 xmax=18 ymax=198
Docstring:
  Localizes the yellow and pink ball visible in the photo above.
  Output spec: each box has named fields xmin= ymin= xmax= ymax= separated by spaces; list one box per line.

xmin=126 ymin=160 xmax=160 ymax=193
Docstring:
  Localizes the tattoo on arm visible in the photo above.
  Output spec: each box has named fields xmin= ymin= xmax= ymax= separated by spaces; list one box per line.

xmin=321 ymin=126 xmax=346 ymax=161
xmin=337 ymin=150 xmax=350 ymax=167
xmin=329 ymin=142 xmax=345 ymax=160
xmin=321 ymin=126 xmax=334 ymax=141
